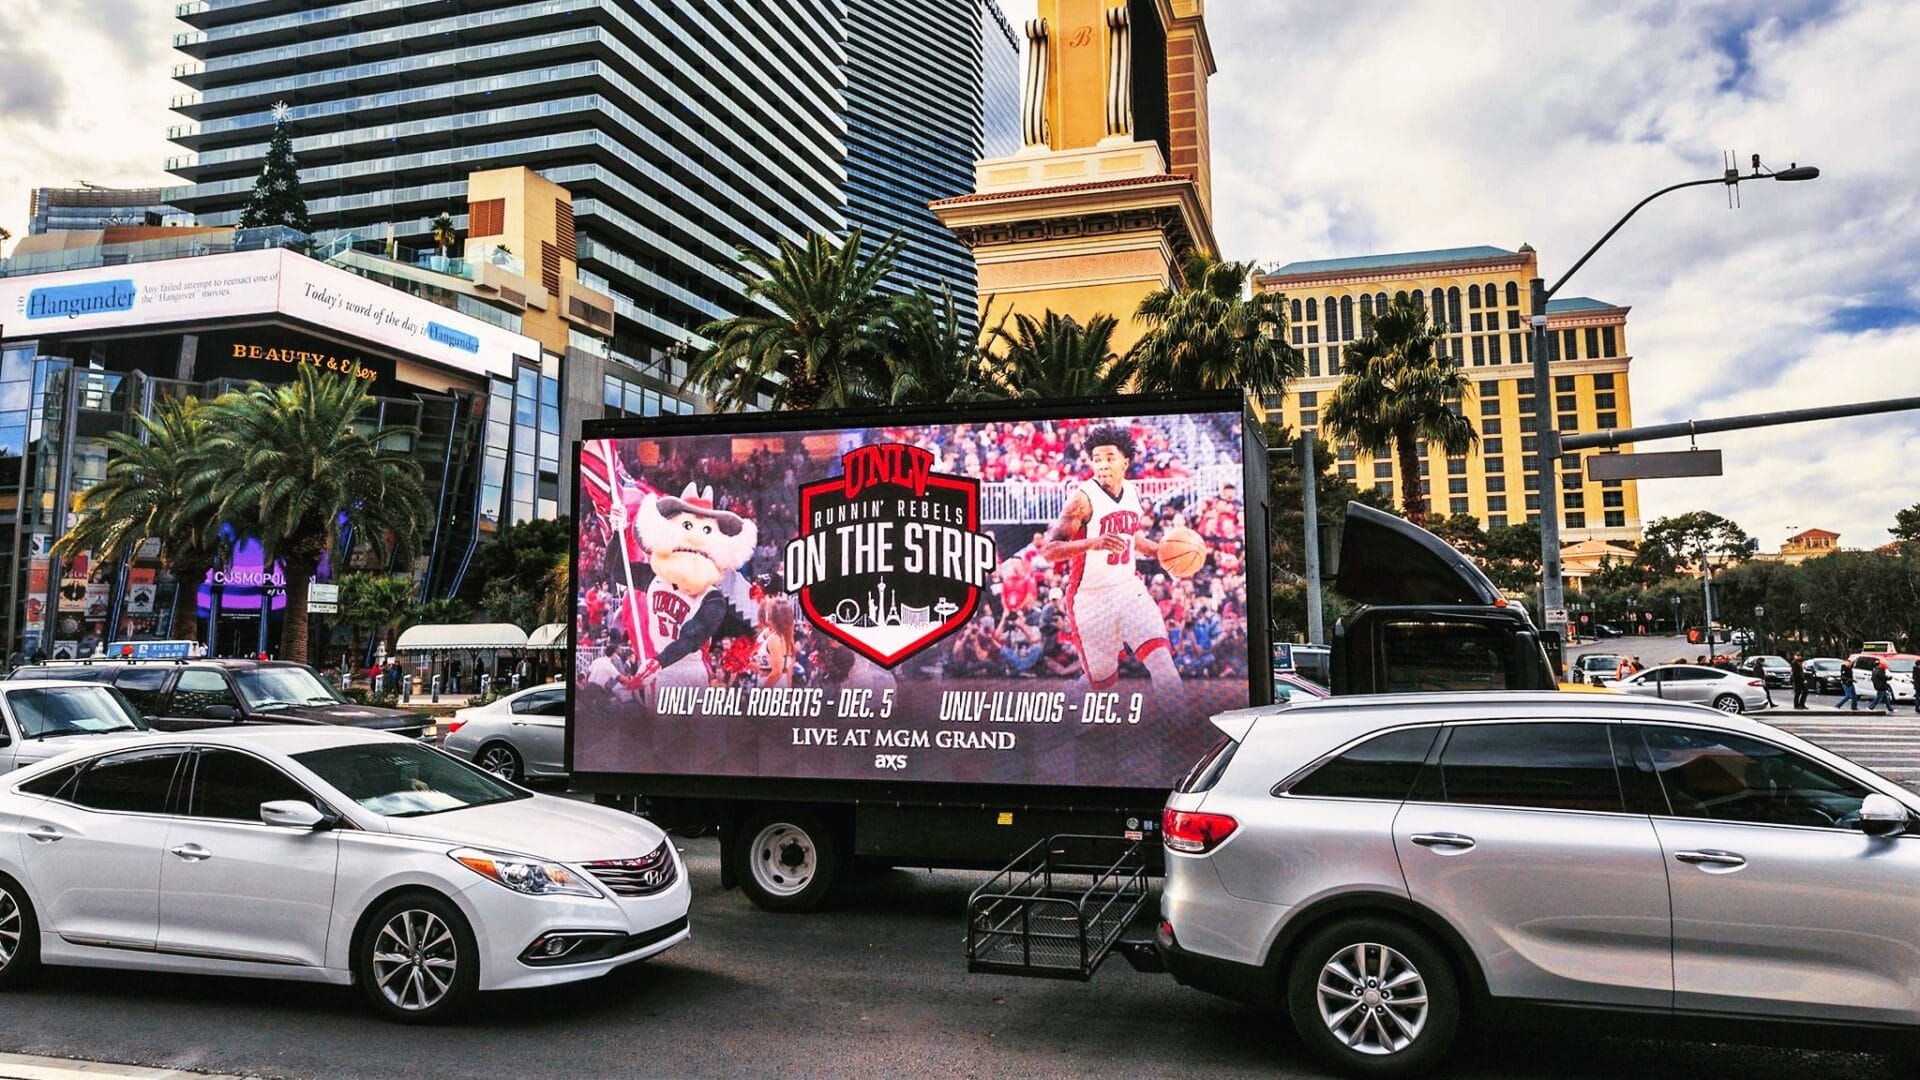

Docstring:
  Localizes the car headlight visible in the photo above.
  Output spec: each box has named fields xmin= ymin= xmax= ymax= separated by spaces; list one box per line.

xmin=450 ymin=847 xmax=601 ymax=898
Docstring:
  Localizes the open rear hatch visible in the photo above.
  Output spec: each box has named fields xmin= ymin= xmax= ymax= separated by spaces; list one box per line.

xmin=1334 ymin=501 xmax=1504 ymax=606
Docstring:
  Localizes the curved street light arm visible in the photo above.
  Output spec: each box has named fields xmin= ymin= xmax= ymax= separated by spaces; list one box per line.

xmin=1544 ymin=175 xmax=1734 ymax=301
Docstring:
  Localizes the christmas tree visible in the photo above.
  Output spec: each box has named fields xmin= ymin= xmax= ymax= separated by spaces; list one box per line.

xmin=238 ymin=101 xmax=312 ymax=234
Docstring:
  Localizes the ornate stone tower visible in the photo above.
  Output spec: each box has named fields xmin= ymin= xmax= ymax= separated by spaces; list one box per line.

xmin=931 ymin=0 xmax=1217 ymax=354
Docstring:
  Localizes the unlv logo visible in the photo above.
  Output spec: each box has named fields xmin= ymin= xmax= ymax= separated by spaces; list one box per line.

xmin=784 ymin=444 xmax=998 ymax=667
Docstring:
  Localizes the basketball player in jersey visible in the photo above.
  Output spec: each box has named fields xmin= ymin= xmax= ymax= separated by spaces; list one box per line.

xmin=1040 ymin=426 xmax=1181 ymax=693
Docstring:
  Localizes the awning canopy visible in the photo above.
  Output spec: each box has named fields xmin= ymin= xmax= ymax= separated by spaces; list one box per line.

xmin=394 ymin=623 xmax=529 ymax=652
xmin=526 ymin=623 xmax=570 ymax=650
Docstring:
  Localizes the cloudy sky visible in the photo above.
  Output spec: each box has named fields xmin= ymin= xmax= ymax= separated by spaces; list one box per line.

xmin=2 ymin=1 xmax=1916 ymax=550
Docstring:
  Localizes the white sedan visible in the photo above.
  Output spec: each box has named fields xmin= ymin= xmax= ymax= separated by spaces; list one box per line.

xmin=1611 ymin=663 xmax=1773 ymax=713
xmin=0 ymin=683 xmax=152 ymax=772
xmin=441 ymin=683 xmax=567 ymax=783
xmin=0 ymin=726 xmax=688 ymax=1022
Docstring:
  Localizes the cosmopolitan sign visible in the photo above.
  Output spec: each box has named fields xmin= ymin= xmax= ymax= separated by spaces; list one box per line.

xmin=0 ymin=249 xmax=533 ymax=380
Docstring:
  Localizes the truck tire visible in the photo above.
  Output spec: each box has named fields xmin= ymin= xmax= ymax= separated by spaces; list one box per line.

xmin=733 ymin=808 xmax=839 ymax=912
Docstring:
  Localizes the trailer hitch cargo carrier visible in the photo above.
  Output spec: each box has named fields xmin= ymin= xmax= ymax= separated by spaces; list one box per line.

xmin=966 ymin=834 xmax=1153 ymax=981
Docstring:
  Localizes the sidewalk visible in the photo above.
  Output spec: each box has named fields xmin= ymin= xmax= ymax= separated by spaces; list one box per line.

xmin=0 ymin=1054 xmax=253 ymax=1080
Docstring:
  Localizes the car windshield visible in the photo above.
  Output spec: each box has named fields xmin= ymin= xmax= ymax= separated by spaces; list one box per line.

xmin=294 ymin=742 xmax=528 ymax=817
xmin=1889 ymin=660 xmax=1916 ymax=674
xmin=8 ymin=686 xmax=148 ymax=739
xmin=233 ymin=666 xmax=341 ymax=710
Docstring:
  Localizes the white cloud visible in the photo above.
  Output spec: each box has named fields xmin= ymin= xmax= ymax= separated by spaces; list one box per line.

xmin=0 ymin=0 xmax=177 ymax=239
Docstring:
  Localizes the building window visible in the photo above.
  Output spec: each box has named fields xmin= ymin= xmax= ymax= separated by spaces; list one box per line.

xmin=1484 ymin=456 xmax=1504 ymax=473
xmin=1508 ymin=332 xmax=1522 ymax=362
xmin=1554 ymin=375 xmax=1575 ymax=392
xmin=1488 ymin=498 xmax=1507 ymax=513
xmin=1338 ymin=463 xmax=1357 ymax=480
xmin=1449 ymin=478 xmax=1468 ymax=494
xmin=1447 ymin=457 xmax=1467 ymax=475
xmin=1478 ymin=379 xmax=1501 ymax=397
xmin=1488 ymin=514 xmax=1508 ymax=529
xmin=1482 ymin=418 xmax=1502 ymax=435
xmin=1307 ymin=347 xmax=1320 ymax=378
xmin=1328 ymin=344 xmax=1341 ymax=376
xmin=1450 ymin=498 xmax=1470 ymax=515
xmin=1305 ymin=297 xmax=1317 ymax=322
xmin=1447 ymin=287 xmax=1462 ymax=330
xmin=1559 ymin=415 xmax=1580 ymax=432
xmin=1469 ymin=284 xmax=1482 ymax=309
xmin=1480 ymin=398 xmax=1501 ymax=416
xmin=1338 ymin=443 xmax=1356 ymax=461
xmin=1563 ymin=328 xmax=1579 ymax=360
xmin=1604 ymin=511 xmax=1626 ymax=528
xmin=1586 ymin=327 xmax=1601 ymax=357
xmin=1524 ymin=473 xmax=1541 ymax=492
xmin=1488 ymin=335 xmax=1501 ymax=363
xmin=1597 ymin=411 xmax=1618 ymax=427
xmin=1557 ymin=394 xmax=1578 ymax=416
xmin=1375 ymin=482 xmax=1394 ymax=497
xmin=1418 ymin=459 xmax=1431 ymax=476
xmin=1604 ymin=490 xmax=1625 ymax=508
xmin=1340 ymin=295 xmax=1355 ymax=340
xmin=1525 ymin=494 xmax=1541 ymax=511
xmin=1563 ymin=473 xmax=1583 ymax=492
xmin=1292 ymin=326 xmax=1304 ymax=345
xmin=1485 ymin=282 xmax=1498 ymax=309
xmin=1300 ymin=410 xmax=1318 ymax=427
xmin=1307 ymin=325 xmax=1319 ymax=344
xmin=1472 ymin=336 xmax=1485 ymax=365
xmin=1486 ymin=475 xmax=1506 ymax=493
xmin=1566 ymin=512 xmax=1587 ymax=529
xmin=1595 ymin=392 xmax=1616 ymax=409
xmin=1593 ymin=372 xmax=1615 ymax=389
xmin=1374 ymin=461 xmax=1393 ymax=479
xmin=1359 ymin=293 xmax=1373 ymax=325
xmin=1519 ymin=415 xmax=1538 ymax=432
xmin=1470 ymin=313 xmax=1483 ymax=332
xmin=1483 ymin=438 xmax=1503 ymax=454
xmin=1291 ymin=298 xmax=1303 ymax=323
xmin=1505 ymin=281 xmax=1520 ymax=307
xmin=1410 ymin=289 xmax=1424 ymax=312
xmin=1601 ymin=326 xmax=1618 ymax=357
xmin=1521 ymin=436 xmax=1539 ymax=453
xmin=1564 ymin=492 xmax=1585 ymax=509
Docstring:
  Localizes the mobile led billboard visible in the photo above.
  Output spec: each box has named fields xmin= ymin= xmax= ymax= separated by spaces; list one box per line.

xmin=572 ymin=403 xmax=1259 ymax=790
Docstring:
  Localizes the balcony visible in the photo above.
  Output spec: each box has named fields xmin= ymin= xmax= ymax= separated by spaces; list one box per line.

xmin=0 ymin=226 xmax=312 ymax=279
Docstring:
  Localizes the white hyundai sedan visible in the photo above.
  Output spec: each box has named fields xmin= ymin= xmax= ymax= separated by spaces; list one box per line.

xmin=0 ymin=726 xmax=689 ymax=1022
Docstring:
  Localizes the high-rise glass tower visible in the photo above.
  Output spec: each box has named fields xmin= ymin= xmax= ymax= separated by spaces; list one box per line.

xmin=845 ymin=0 xmax=1020 ymax=312
xmin=167 ymin=1 xmax=1019 ymax=398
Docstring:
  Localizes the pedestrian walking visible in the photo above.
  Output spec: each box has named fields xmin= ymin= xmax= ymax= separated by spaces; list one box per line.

xmin=449 ymin=658 xmax=463 ymax=694
xmin=1790 ymin=654 xmax=1809 ymax=710
xmin=1869 ymin=661 xmax=1895 ymax=712
xmin=1838 ymin=661 xmax=1862 ymax=710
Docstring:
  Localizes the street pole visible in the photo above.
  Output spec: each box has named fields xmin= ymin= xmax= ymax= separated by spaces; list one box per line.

xmin=1529 ymin=280 xmax=1565 ymax=652
xmin=1701 ymin=558 xmax=1715 ymax=659
xmin=1299 ymin=435 xmax=1324 ymax=645
xmin=1525 ymin=156 xmax=1818 ymax=659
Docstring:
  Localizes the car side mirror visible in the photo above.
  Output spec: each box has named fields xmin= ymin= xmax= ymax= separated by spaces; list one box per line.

xmin=204 ymin=704 xmax=241 ymax=721
xmin=261 ymin=800 xmax=332 ymax=830
xmin=1854 ymin=793 xmax=1910 ymax=837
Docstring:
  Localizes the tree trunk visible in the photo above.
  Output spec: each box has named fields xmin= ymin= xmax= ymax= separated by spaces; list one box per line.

xmin=279 ymin=556 xmax=318 ymax=664
xmin=1395 ymin=428 xmax=1426 ymax=524
xmin=169 ymin=558 xmax=212 ymax=645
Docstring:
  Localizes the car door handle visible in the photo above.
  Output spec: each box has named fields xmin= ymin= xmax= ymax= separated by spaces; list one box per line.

xmin=1410 ymin=833 xmax=1476 ymax=851
xmin=27 ymin=825 xmax=63 ymax=843
xmin=168 ymin=843 xmax=212 ymax=862
xmin=1674 ymin=849 xmax=1745 ymax=868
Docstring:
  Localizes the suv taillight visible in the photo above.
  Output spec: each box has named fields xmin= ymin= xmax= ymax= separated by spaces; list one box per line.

xmin=444 ymin=719 xmax=466 ymax=735
xmin=1163 ymin=808 xmax=1237 ymax=854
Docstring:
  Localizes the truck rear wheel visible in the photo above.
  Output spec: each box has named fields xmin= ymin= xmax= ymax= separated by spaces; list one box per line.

xmin=733 ymin=808 xmax=839 ymax=912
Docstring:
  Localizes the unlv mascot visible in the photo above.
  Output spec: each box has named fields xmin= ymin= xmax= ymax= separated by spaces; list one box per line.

xmin=626 ymin=482 xmax=758 ymax=695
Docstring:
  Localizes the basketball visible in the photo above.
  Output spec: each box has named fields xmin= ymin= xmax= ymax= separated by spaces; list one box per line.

xmin=1157 ymin=527 xmax=1207 ymax=578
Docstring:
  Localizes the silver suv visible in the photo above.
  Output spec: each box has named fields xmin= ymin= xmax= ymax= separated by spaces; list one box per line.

xmin=1158 ymin=692 xmax=1920 ymax=1076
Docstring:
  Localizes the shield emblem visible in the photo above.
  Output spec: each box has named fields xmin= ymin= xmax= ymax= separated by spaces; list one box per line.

xmin=792 ymin=469 xmax=983 ymax=668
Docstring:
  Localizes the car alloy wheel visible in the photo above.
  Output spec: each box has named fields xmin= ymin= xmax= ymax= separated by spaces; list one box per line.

xmin=0 ymin=888 xmax=21 ymax=972
xmin=372 ymin=908 xmax=460 ymax=1013
xmin=477 ymin=743 xmax=522 ymax=782
xmin=1713 ymin=694 xmax=1744 ymax=713
xmin=1315 ymin=942 xmax=1429 ymax=1056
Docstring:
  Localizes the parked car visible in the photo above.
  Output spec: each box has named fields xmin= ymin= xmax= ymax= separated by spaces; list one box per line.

xmin=1847 ymin=653 xmax=1918 ymax=703
xmin=1158 ymin=692 xmax=1920 ymax=1076
xmin=1738 ymin=654 xmax=1793 ymax=689
xmin=0 ymin=683 xmax=152 ymax=772
xmin=1591 ymin=623 xmax=1623 ymax=639
xmin=1276 ymin=671 xmax=1331 ymax=701
xmin=7 ymin=658 xmax=433 ymax=740
xmin=441 ymin=683 xmax=568 ymax=783
xmin=1805 ymin=657 xmax=1848 ymax=694
xmin=0 ymin=726 xmax=689 ymax=1021
xmin=1570 ymin=653 xmax=1625 ymax=685
xmin=1610 ymin=663 xmax=1770 ymax=712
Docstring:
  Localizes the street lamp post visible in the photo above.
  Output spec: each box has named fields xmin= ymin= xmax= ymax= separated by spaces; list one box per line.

xmin=1529 ymin=156 xmax=1818 ymax=651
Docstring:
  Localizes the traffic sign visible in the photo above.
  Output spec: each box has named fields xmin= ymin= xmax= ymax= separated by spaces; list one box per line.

xmin=1544 ymin=607 xmax=1569 ymax=625
xmin=1586 ymin=449 xmax=1723 ymax=481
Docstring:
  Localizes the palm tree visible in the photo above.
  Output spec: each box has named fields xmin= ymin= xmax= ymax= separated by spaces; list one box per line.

xmin=1319 ymin=295 xmax=1477 ymax=524
xmin=197 ymin=366 xmax=431 ymax=663
xmin=430 ymin=212 xmax=457 ymax=258
xmin=53 ymin=395 xmax=225 ymax=644
xmin=985 ymin=310 xmax=1139 ymax=399
xmin=1133 ymin=253 xmax=1299 ymax=398
xmin=340 ymin=573 xmax=418 ymax=661
xmin=538 ymin=551 xmax=571 ymax=625
xmin=880 ymin=286 xmax=996 ymax=405
xmin=686 ymin=228 xmax=900 ymax=411
xmin=415 ymin=597 xmax=472 ymax=626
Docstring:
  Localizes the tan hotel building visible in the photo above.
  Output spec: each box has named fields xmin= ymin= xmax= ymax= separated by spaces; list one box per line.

xmin=1256 ymin=245 xmax=1643 ymax=543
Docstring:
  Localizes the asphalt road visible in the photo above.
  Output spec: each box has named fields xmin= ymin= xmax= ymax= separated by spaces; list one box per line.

xmin=0 ymin=837 xmax=1901 ymax=1080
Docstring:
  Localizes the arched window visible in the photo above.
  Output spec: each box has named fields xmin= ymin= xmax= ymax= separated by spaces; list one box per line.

xmin=1291 ymin=298 xmax=1302 ymax=324
xmin=1505 ymin=281 xmax=1520 ymax=307
xmin=1305 ymin=297 xmax=1317 ymax=322
xmin=1324 ymin=295 xmax=1339 ymax=340
xmin=1468 ymin=284 xmax=1481 ymax=309
xmin=1447 ymin=287 xmax=1462 ymax=330
xmin=1394 ymin=290 xmax=1409 ymax=306
xmin=1359 ymin=293 xmax=1374 ymax=326
xmin=1411 ymin=289 xmax=1425 ymax=312
xmin=1339 ymin=295 xmax=1354 ymax=339
xmin=1486 ymin=282 xmax=1499 ymax=308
